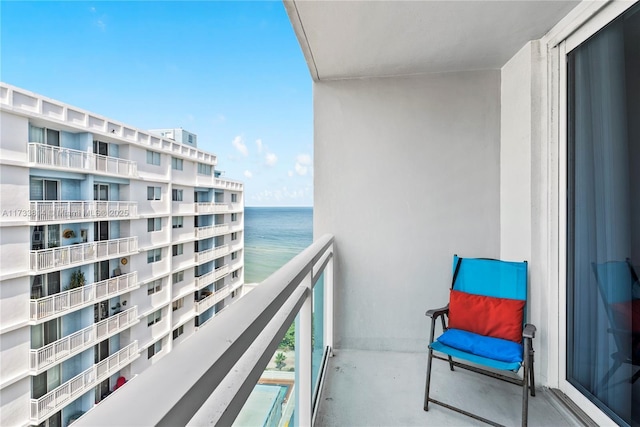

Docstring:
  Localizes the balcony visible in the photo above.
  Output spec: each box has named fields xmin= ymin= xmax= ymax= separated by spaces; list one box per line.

xmin=29 ymin=237 xmax=138 ymax=272
xmin=214 ymin=178 xmax=243 ymax=191
xmin=30 ymin=341 xmax=138 ymax=424
xmin=194 ymin=202 xmax=229 ymax=214
xmin=29 ymin=307 xmax=138 ymax=372
xmin=194 ymin=265 xmax=230 ymax=289
xmin=28 ymin=200 xmax=138 ymax=223
xmin=30 ymin=272 xmax=138 ymax=322
xmin=194 ymin=285 xmax=231 ymax=314
xmin=194 ymin=245 xmax=229 ymax=264
xmin=194 ymin=224 xmax=229 ymax=239
xmin=28 ymin=143 xmax=138 ymax=178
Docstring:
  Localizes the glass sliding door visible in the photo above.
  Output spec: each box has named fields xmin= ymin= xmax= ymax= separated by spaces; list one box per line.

xmin=566 ymin=4 xmax=640 ymax=426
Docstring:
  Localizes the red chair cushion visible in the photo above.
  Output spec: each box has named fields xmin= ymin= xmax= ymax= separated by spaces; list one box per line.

xmin=448 ymin=289 xmax=525 ymax=343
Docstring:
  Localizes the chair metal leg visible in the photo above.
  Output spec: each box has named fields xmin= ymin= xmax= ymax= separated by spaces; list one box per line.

xmin=529 ymin=347 xmax=535 ymax=397
xmin=424 ymin=348 xmax=434 ymax=411
xmin=521 ymin=340 xmax=530 ymax=427
xmin=439 ymin=315 xmax=454 ymax=371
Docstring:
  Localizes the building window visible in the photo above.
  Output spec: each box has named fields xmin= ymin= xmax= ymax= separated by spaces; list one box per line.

xmin=172 ymin=244 xmax=183 ymax=257
xmin=147 ymin=279 xmax=162 ymax=295
xmin=146 ymin=150 xmax=161 ymax=166
xmin=171 ymin=157 xmax=183 ymax=170
xmin=147 ymin=248 xmax=162 ymax=264
xmin=147 ymin=309 xmax=162 ymax=326
xmin=231 ymin=213 xmax=237 ymax=222
xmin=173 ymin=325 xmax=184 ymax=340
xmin=231 ymin=193 xmax=238 ymax=203
xmin=147 ymin=186 xmax=161 ymax=200
xmin=147 ymin=340 xmax=162 ymax=359
xmin=172 ymin=216 xmax=184 ymax=229
xmin=231 ymin=232 xmax=237 ymax=241
xmin=172 ymin=271 xmax=184 ymax=283
xmin=147 ymin=218 xmax=161 ymax=232
xmin=231 ymin=290 xmax=237 ymax=298
xmin=172 ymin=189 xmax=183 ymax=202
xmin=188 ymin=134 xmax=193 ymax=144
xmin=197 ymin=163 xmax=212 ymax=175
xmin=232 ymin=270 xmax=239 ymax=279
xmin=172 ymin=298 xmax=184 ymax=312
xmin=231 ymin=251 xmax=237 ymax=260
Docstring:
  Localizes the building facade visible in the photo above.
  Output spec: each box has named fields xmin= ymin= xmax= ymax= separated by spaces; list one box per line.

xmin=0 ymin=83 xmax=245 ymax=427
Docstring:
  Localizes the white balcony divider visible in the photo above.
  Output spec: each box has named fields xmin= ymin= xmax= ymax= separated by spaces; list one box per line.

xmin=194 ymin=224 xmax=229 ymax=239
xmin=75 ymin=234 xmax=334 ymax=427
xmin=28 ymin=143 xmax=138 ymax=177
xmin=30 ymin=272 xmax=138 ymax=321
xmin=29 ymin=307 xmax=138 ymax=372
xmin=195 ymin=285 xmax=232 ymax=314
xmin=30 ymin=341 xmax=139 ymax=424
xmin=29 ymin=200 xmax=138 ymax=222
xmin=194 ymin=202 xmax=229 ymax=214
xmin=30 ymin=237 xmax=138 ymax=272
xmin=194 ymin=245 xmax=229 ymax=264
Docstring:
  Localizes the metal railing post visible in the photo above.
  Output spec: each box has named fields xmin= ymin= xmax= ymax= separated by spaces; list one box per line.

xmin=298 ymin=272 xmax=313 ymax=426
xmin=325 ymin=243 xmax=334 ymax=352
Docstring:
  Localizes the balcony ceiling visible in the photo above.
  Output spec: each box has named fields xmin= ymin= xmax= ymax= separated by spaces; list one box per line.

xmin=285 ymin=0 xmax=580 ymax=80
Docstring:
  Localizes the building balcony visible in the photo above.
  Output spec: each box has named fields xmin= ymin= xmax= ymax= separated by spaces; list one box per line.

xmin=194 ymin=245 xmax=229 ymax=264
xmin=29 ymin=272 xmax=138 ymax=322
xmin=214 ymin=178 xmax=243 ymax=191
xmin=194 ymin=224 xmax=229 ymax=239
xmin=29 ymin=307 xmax=138 ymax=373
xmin=30 ymin=341 xmax=138 ymax=424
xmin=194 ymin=285 xmax=231 ymax=314
xmin=194 ymin=202 xmax=229 ymax=214
xmin=28 ymin=143 xmax=138 ymax=177
xmin=194 ymin=265 xmax=230 ymax=289
xmin=28 ymin=200 xmax=138 ymax=223
xmin=29 ymin=237 xmax=138 ymax=272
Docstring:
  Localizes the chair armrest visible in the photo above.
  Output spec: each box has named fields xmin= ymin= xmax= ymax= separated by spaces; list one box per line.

xmin=425 ymin=305 xmax=449 ymax=319
xmin=523 ymin=323 xmax=536 ymax=339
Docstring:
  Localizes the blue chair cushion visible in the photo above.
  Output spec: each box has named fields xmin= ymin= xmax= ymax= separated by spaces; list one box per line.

xmin=436 ymin=328 xmax=523 ymax=364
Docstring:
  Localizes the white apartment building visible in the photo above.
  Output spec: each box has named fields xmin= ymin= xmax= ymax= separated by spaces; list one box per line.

xmin=0 ymin=83 xmax=245 ymax=427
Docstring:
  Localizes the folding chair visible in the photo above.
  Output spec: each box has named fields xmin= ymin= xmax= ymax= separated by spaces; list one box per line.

xmin=424 ymin=255 xmax=536 ymax=427
xmin=591 ymin=259 xmax=640 ymax=392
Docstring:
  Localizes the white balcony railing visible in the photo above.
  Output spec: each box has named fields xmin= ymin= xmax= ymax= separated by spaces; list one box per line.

xmin=28 ymin=143 xmax=138 ymax=177
xmin=30 ymin=237 xmax=138 ymax=272
xmin=30 ymin=272 xmax=138 ymax=322
xmin=28 ymin=200 xmax=138 ymax=222
xmin=195 ymin=285 xmax=232 ymax=314
xmin=30 ymin=341 xmax=139 ymax=424
xmin=194 ymin=202 xmax=229 ymax=214
xmin=194 ymin=224 xmax=229 ymax=239
xmin=195 ymin=264 xmax=230 ymax=289
xmin=75 ymin=235 xmax=334 ymax=427
xmin=29 ymin=307 xmax=138 ymax=372
xmin=214 ymin=178 xmax=243 ymax=191
xmin=194 ymin=245 xmax=229 ymax=264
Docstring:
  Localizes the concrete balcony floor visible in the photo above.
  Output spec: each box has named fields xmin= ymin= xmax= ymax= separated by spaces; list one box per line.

xmin=315 ymin=350 xmax=582 ymax=427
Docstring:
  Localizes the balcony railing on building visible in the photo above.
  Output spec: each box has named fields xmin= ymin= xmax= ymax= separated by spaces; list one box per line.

xmin=194 ymin=202 xmax=230 ymax=214
xmin=194 ymin=224 xmax=229 ymax=239
xmin=214 ymin=178 xmax=244 ymax=191
xmin=30 ymin=341 xmax=139 ymax=424
xmin=28 ymin=143 xmax=138 ymax=178
xmin=195 ymin=285 xmax=232 ymax=314
xmin=195 ymin=264 xmax=230 ymax=289
xmin=75 ymin=235 xmax=334 ymax=427
xmin=30 ymin=307 xmax=138 ymax=372
xmin=30 ymin=237 xmax=138 ymax=272
xmin=30 ymin=272 xmax=138 ymax=322
xmin=194 ymin=245 xmax=229 ymax=264
xmin=29 ymin=200 xmax=138 ymax=222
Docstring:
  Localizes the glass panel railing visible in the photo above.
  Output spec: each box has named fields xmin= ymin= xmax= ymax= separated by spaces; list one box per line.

xmin=312 ymin=273 xmax=325 ymax=402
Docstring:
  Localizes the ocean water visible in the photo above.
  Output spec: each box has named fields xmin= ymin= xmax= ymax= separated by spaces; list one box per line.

xmin=244 ymin=207 xmax=313 ymax=283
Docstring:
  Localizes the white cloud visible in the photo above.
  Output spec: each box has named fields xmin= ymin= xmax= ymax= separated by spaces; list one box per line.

xmin=265 ymin=152 xmax=278 ymax=166
xmin=295 ymin=162 xmax=308 ymax=176
xmin=256 ymin=139 xmax=263 ymax=153
xmin=232 ymin=136 xmax=248 ymax=156
xmin=296 ymin=154 xmax=312 ymax=165
xmin=288 ymin=170 xmax=294 ymax=177
xmin=244 ymin=170 xmax=253 ymax=179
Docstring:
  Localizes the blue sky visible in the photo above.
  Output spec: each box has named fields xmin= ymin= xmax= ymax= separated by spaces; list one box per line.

xmin=1 ymin=1 xmax=313 ymax=207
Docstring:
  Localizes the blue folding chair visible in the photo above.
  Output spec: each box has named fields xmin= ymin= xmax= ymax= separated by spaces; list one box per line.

xmin=424 ymin=255 xmax=536 ymax=427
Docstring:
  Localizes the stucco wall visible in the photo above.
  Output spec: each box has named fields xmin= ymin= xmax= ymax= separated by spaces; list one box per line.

xmin=313 ymin=71 xmax=501 ymax=352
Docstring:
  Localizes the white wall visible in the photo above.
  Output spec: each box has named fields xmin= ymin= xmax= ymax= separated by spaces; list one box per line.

xmin=0 ymin=112 xmax=28 ymax=163
xmin=314 ymin=71 xmax=501 ymax=352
